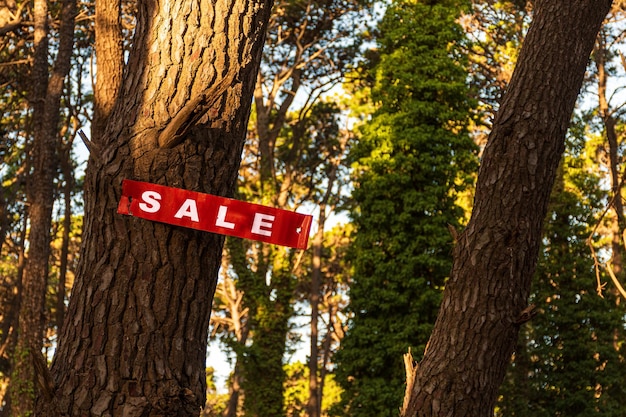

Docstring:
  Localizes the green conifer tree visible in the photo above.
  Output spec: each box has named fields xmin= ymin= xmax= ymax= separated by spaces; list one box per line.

xmin=333 ymin=1 xmax=478 ymax=415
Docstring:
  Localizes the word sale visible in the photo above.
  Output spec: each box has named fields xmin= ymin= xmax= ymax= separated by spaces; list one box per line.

xmin=117 ymin=179 xmax=312 ymax=249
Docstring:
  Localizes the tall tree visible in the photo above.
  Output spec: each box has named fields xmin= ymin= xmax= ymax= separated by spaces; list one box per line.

xmin=307 ymin=141 xmax=345 ymax=417
xmin=10 ymin=0 xmax=77 ymax=413
xmin=400 ymin=1 xmax=613 ymax=416
xmin=334 ymin=0 xmax=478 ymax=415
xmin=216 ymin=0 xmax=368 ymax=413
xmin=40 ymin=0 xmax=274 ymax=414
xmin=235 ymin=100 xmax=349 ymax=417
xmin=594 ymin=23 xmax=625 ymax=284
xmin=587 ymin=5 xmax=626 ymax=295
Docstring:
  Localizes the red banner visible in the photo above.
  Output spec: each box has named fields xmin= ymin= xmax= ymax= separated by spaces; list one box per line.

xmin=117 ymin=179 xmax=312 ymax=249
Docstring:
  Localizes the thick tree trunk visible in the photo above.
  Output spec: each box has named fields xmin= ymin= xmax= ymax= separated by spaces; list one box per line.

xmin=44 ymin=0 xmax=273 ymax=415
xmin=401 ymin=1 xmax=612 ymax=416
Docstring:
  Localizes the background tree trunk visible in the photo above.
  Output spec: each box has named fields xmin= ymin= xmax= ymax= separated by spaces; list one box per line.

xmin=9 ymin=0 xmax=50 ymax=412
xmin=595 ymin=34 xmax=625 ymax=284
xmin=55 ymin=134 xmax=76 ymax=333
xmin=92 ymin=0 xmax=124 ymax=142
xmin=43 ymin=0 xmax=273 ymax=415
xmin=401 ymin=1 xmax=612 ymax=416
xmin=307 ymin=160 xmax=340 ymax=417
xmin=10 ymin=0 xmax=76 ymax=413
xmin=307 ymin=212 xmax=324 ymax=417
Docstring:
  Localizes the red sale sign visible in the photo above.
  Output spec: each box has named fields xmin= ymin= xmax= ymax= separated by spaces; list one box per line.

xmin=117 ymin=179 xmax=312 ymax=249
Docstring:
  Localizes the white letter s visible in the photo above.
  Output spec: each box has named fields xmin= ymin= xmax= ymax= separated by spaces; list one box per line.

xmin=139 ymin=191 xmax=162 ymax=213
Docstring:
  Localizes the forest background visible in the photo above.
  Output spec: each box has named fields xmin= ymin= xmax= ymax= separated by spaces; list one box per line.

xmin=2 ymin=0 xmax=626 ymax=416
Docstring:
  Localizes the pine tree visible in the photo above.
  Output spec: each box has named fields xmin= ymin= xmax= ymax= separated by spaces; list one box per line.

xmin=333 ymin=1 xmax=478 ymax=415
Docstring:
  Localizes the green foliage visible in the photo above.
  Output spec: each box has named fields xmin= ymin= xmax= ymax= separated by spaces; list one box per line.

xmin=333 ymin=1 xmax=478 ymax=416
xmin=225 ymin=82 xmax=354 ymax=417
xmin=466 ymin=0 xmax=531 ymax=110
xmin=496 ymin=129 xmax=626 ymax=417
xmin=283 ymin=361 xmax=343 ymax=417
xmin=283 ymin=362 xmax=310 ymax=417
xmin=276 ymin=101 xmax=346 ymax=202
xmin=237 ymin=245 xmax=296 ymax=417
xmin=202 ymin=367 xmax=229 ymax=417
xmin=262 ymin=0 xmax=373 ymax=105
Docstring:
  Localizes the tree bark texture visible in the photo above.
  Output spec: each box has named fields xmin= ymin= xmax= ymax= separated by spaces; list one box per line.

xmin=10 ymin=0 xmax=50 ymax=414
xmin=11 ymin=0 xmax=76 ymax=413
xmin=401 ymin=1 xmax=612 ymax=416
xmin=92 ymin=0 xmax=124 ymax=142
xmin=44 ymin=0 xmax=273 ymax=415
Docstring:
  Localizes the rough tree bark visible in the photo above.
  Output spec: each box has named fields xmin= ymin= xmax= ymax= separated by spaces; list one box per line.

xmin=40 ymin=0 xmax=273 ymax=415
xmin=401 ymin=1 xmax=613 ymax=416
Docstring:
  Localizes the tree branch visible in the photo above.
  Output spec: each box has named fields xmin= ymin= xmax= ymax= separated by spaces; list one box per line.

xmin=158 ymin=68 xmax=238 ymax=149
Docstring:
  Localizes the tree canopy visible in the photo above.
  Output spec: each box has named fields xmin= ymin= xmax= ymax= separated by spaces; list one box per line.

xmin=333 ymin=0 xmax=477 ymax=415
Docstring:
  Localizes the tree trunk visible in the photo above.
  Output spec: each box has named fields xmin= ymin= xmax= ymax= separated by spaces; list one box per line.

xmin=92 ymin=0 xmax=123 ymax=141
xmin=307 ymin=212 xmax=324 ymax=417
xmin=10 ymin=0 xmax=76 ymax=413
xmin=595 ymin=34 xmax=625 ymax=282
xmin=222 ymin=361 xmax=243 ymax=417
xmin=0 ymin=212 xmax=27 ymax=416
xmin=43 ymin=0 xmax=273 ymax=415
xmin=307 ymin=161 xmax=339 ymax=417
xmin=10 ymin=0 xmax=50 ymax=412
xmin=56 ymin=136 xmax=76 ymax=332
xmin=401 ymin=1 xmax=612 ymax=416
